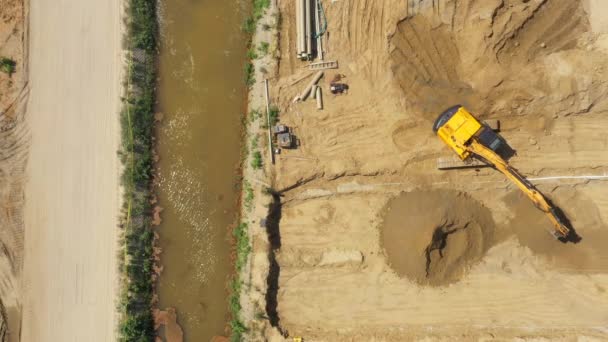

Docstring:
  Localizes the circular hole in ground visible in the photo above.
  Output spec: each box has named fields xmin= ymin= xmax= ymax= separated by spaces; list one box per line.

xmin=380 ymin=189 xmax=496 ymax=286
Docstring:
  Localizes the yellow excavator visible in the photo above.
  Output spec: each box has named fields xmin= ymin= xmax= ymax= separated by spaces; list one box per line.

xmin=433 ymin=105 xmax=570 ymax=239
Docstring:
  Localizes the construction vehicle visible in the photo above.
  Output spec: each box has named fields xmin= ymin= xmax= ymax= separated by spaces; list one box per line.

xmin=433 ymin=105 xmax=570 ymax=239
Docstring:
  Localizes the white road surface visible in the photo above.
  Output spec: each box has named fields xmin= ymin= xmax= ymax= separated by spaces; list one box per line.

xmin=22 ymin=0 xmax=122 ymax=340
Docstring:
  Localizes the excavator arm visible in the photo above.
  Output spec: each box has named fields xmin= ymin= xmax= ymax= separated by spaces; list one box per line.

xmin=467 ymin=139 xmax=570 ymax=239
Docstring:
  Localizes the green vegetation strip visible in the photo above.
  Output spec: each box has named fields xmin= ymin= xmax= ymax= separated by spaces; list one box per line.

xmin=231 ymin=0 xmax=272 ymax=340
xmin=230 ymin=222 xmax=251 ymax=341
xmin=118 ymin=0 xmax=158 ymax=341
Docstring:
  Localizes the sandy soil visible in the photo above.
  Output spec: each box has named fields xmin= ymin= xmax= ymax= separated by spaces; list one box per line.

xmin=250 ymin=0 xmax=608 ymax=340
xmin=0 ymin=0 xmax=27 ymax=340
xmin=21 ymin=0 xmax=122 ymax=341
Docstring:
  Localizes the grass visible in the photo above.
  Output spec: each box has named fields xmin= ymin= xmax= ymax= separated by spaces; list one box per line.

xmin=0 ymin=57 xmax=16 ymax=75
xmin=117 ymin=0 xmax=158 ymax=341
xmin=251 ymin=151 xmax=262 ymax=170
xmin=257 ymin=42 xmax=269 ymax=57
xmin=230 ymin=0 xmax=272 ymax=340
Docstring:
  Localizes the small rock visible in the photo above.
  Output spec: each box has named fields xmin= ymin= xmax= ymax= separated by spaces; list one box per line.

xmin=540 ymin=42 xmax=546 ymax=48
xmin=514 ymin=41 xmax=520 ymax=47
xmin=529 ymin=138 xmax=537 ymax=145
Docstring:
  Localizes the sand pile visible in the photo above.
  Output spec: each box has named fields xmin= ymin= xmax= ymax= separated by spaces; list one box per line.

xmin=380 ymin=190 xmax=495 ymax=286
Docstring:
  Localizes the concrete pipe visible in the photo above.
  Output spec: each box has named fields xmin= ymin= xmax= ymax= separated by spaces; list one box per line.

xmin=305 ymin=0 xmax=312 ymax=58
xmin=296 ymin=0 xmax=303 ymax=55
xmin=316 ymin=86 xmax=323 ymax=109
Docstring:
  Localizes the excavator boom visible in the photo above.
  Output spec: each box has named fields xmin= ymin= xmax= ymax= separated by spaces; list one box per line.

xmin=434 ymin=105 xmax=570 ymax=240
xmin=467 ymin=140 xmax=570 ymax=239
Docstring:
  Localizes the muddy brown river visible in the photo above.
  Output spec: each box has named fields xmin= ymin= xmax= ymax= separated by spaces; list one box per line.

xmin=156 ymin=0 xmax=248 ymax=340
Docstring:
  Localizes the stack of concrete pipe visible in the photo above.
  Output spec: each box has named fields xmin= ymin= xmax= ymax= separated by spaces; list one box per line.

xmin=296 ymin=0 xmax=313 ymax=59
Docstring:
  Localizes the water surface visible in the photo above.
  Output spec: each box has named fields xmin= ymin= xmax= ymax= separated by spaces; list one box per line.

xmin=156 ymin=0 xmax=248 ymax=339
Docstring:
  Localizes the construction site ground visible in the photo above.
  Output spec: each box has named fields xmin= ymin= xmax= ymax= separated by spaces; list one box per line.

xmin=256 ymin=0 xmax=608 ymax=339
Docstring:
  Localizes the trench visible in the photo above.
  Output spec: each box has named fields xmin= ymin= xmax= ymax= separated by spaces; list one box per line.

xmin=155 ymin=0 xmax=249 ymax=340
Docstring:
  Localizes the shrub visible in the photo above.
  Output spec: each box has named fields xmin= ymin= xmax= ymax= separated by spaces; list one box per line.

xmin=257 ymin=42 xmax=269 ymax=56
xmin=251 ymin=151 xmax=262 ymax=170
xmin=0 ymin=57 xmax=16 ymax=75
xmin=244 ymin=181 xmax=254 ymax=212
xmin=268 ymin=105 xmax=279 ymax=126
xmin=252 ymin=0 xmax=270 ymax=20
xmin=242 ymin=0 xmax=270 ymax=34
xmin=242 ymin=16 xmax=256 ymax=34
xmin=246 ymin=47 xmax=258 ymax=60
xmin=118 ymin=0 xmax=158 ymax=341
xmin=229 ymin=221 xmax=251 ymax=341
xmin=244 ymin=62 xmax=255 ymax=87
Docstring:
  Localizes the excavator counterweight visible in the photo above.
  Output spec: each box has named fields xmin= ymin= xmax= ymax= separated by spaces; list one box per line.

xmin=434 ymin=105 xmax=570 ymax=239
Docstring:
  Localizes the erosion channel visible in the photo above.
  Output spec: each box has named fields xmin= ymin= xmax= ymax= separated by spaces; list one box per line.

xmin=156 ymin=0 xmax=249 ymax=340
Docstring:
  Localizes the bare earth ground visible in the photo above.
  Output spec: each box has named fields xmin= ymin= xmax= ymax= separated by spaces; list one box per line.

xmin=251 ymin=0 xmax=608 ymax=340
xmin=21 ymin=0 xmax=121 ymax=341
xmin=0 ymin=0 xmax=27 ymax=340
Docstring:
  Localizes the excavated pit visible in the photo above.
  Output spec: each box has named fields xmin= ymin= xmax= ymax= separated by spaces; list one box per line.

xmin=380 ymin=190 xmax=496 ymax=286
xmin=389 ymin=0 xmax=606 ymax=122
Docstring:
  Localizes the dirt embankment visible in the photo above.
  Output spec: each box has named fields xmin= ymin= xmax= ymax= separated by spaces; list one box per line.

xmin=249 ymin=0 xmax=608 ymax=340
xmin=0 ymin=0 xmax=27 ymax=340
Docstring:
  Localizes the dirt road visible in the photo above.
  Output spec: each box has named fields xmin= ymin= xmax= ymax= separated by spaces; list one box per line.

xmin=21 ymin=0 xmax=121 ymax=340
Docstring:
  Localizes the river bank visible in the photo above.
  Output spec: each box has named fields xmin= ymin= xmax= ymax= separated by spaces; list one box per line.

xmin=234 ymin=0 xmax=285 ymax=340
xmin=116 ymin=0 xmax=160 ymax=340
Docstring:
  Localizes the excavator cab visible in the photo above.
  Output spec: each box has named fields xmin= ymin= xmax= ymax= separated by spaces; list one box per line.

xmin=434 ymin=105 xmax=505 ymax=156
xmin=476 ymin=125 xmax=504 ymax=152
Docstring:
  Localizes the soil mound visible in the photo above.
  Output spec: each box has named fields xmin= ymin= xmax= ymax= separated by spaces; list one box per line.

xmin=389 ymin=0 xmax=605 ymax=121
xmin=380 ymin=190 xmax=495 ymax=286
